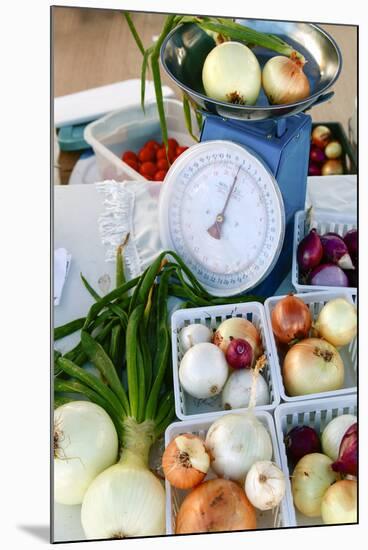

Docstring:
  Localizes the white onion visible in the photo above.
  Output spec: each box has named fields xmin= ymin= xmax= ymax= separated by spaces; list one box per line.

xmin=179 ymin=342 xmax=228 ymax=399
xmin=291 ymin=453 xmax=338 ymax=517
xmin=315 ymin=298 xmax=357 ymax=347
xmin=205 ymin=413 xmax=272 ymax=481
xmin=202 ymin=42 xmax=261 ymax=105
xmin=221 ymin=369 xmax=269 ymax=410
xmin=245 ymin=461 xmax=286 ymax=511
xmin=179 ymin=323 xmax=213 ymax=353
xmin=321 ymin=479 xmax=357 ymax=524
xmin=54 ymin=401 xmax=118 ymax=505
xmin=321 ymin=414 xmax=357 ymax=461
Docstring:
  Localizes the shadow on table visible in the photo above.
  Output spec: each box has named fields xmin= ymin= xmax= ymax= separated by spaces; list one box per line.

xmin=17 ymin=525 xmax=50 ymax=543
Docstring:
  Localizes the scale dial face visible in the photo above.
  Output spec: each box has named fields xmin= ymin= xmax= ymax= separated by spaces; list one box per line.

xmin=159 ymin=140 xmax=285 ymax=296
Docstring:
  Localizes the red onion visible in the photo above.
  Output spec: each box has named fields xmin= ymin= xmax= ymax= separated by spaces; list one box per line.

xmin=297 ymin=229 xmax=323 ymax=272
xmin=320 ymin=233 xmax=354 ymax=270
xmin=225 ymin=338 xmax=253 ymax=369
xmin=285 ymin=425 xmax=321 ymax=465
xmin=309 ymin=263 xmax=349 ymax=287
xmin=332 ymin=423 xmax=357 ymax=476
xmin=308 ymin=162 xmax=322 ymax=177
xmin=344 ymin=229 xmax=357 ymax=266
xmin=310 ymin=145 xmax=326 ymax=164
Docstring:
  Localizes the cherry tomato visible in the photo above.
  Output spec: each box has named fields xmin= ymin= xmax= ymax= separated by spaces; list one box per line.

xmin=144 ymin=140 xmax=160 ymax=152
xmin=157 ymin=158 xmax=169 ymax=171
xmin=122 ymin=150 xmax=138 ymax=163
xmin=138 ymin=147 xmax=155 ymax=163
xmin=156 ymin=148 xmax=167 ymax=160
xmin=176 ymin=146 xmax=188 ymax=156
xmin=139 ymin=161 xmax=157 ymax=178
xmin=168 ymin=138 xmax=179 ymax=151
xmin=168 ymin=149 xmax=177 ymax=163
xmin=154 ymin=170 xmax=167 ymax=181
xmin=124 ymin=159 xmax=139 ymax=171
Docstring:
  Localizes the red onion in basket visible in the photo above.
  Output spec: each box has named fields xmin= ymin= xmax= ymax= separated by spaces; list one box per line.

xmin=285 ymin=425 xmax=321 ymax=465
xmin=320 ymin=233 xmax=354 ymax=270
xmin=344 ymin=229 xmax=358 ymax=267
xmin=225 ymin=338 xmax=253 ymax=369
xmin=332 ymin=423 xmax=357 ymax=477
xmin=297 ymin=229 xmax=323 ymax=272
xmin=309 ymin=263 xmax=349 ymax=287
xmin=310 ymin=145 xmax=326 ymax=164
xmin=308 ymin=162 xmax=322 ymax=177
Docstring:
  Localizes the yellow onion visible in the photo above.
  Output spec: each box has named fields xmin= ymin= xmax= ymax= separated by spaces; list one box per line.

xmin=262 ymin=54 xmax=310 ymax=105
xmin=283 ymin=338 xmax=344 ymax=396
xmin=321 ymin=479 xmax=357 ymax=524
xmin=162 ymin=433 xmax=210 ymax=490
xmin=213 ymin=317 xmax=263 ymax=365
xmin=175 ymin=478 xmax=256 ymax=534
xmin=271 ymin=294 xmax=312 ymax=345
xmin=315 ymin=298 xmax=357 ymax=347
xmin=292 ymin=453 xmax=338 ymax=517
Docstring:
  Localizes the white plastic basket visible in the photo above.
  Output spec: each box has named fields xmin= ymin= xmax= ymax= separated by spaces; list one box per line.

xmin=274 ymin=394 xmax=357 ymax=527
xmin=171 ymin=302 xmax=280 ymax=420
xmin=292 ymin=209 xmax=357 ymax=293
xmin=84 ymin=98 xmax=196 ymax=182
xmin=264 ymin=291 xmax=357 ymax=403
xmin=164 ymin=411 xmax=292 ymax=534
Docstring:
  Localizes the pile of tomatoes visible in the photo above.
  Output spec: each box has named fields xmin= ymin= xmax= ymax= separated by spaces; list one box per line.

xmin=121 ymin=138 xmax=188 ymax=181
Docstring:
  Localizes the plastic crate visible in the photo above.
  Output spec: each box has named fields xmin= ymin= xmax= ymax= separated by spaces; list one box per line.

xmin=171 ymin=303 xmax=280 ymax=420
xmin=264 ymin=291 xmax=357 ymax=403
xmin=274 ymin=394 xmax=357 ymax=527
xmin=84 ymin=98 xmax=196 ymax=182
xmin=292 ymin=209 xmax=357 ymax=293
xmin=165 ymin=411 xmax=293 ymax=534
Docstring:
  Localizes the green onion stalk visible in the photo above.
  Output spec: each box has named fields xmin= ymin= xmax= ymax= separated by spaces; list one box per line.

xmin=122 ymin=12 xmax=304 ymax=153
xmin=53 ymin=245 xmax=264 ymax=538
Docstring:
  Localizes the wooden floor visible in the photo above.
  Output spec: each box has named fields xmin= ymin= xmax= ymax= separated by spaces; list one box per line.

xmin=53 ymin=7 xmax=357 ymax=180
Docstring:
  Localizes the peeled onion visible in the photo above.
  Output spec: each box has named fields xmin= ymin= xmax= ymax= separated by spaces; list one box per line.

xmin=271 ymin=294 xmax=312 ymax=344
xmin=175 ymin=478 xmax=256 ymax=534
xmin=292 ymin=453 xmax=338 ymax=517
xmin=162 ymin=434 xmax=210 ymax=489
xmin=315 ymin=298 xmax=357 ymax=347
xmin=283 ymin=337 xmax=344 ymax=396
xmin=202 ymin=42 xmax=261 ymax=105
xmin=321 ymin=479 xmax=357 ymax=524
xmin=262 ymin=54 xmax=310 ymax=105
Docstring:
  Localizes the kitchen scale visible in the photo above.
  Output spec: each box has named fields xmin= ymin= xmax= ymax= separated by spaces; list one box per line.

xmin=159 ymin=20 xmax=341 ymax=297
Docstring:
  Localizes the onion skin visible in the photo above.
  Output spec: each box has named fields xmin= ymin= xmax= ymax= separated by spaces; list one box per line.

xmin=213 ymin=317 xmax=262 ymax=364
xmin=332 ymin=423 xmax=357 ymax=476
xmin=321 ymin=480 xmax=357 ymax=524
xmin=175 ymin=478 xmax=256 ymax=534
xmin=284 ymin=425 xmax=321 ymax=465
xmin=162 ymin=434 xmax=210 ymax=490
xmin=283 ymin=337 xmax=344 ymax=396
xmin=297 ymin=229 xmax=323 ymax=272
xmin=271 ymin=294 xmax=312 ymax=345
xmin=315 ymin=298 xmax=357 ymax=347
xmin=292 ymin=453 xmax=338 ymax=517
xmin=262 ymin=55 xmax=310 ymax=105
xmin=309 ymin=263 xmax=349 ymax=287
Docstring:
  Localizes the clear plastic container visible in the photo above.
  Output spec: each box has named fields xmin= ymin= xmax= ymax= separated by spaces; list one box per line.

xmin=264 ymin=291 xmax=357 ymax=403
xmin=171 ymin=302 xmax=280 ymax=420
xmin=84 ymin=98 xmax=197 ymax=182
xmin=292 ymin=209 xmax=357 ymax=293
xmin=164 ymin=410 xmax=292 ymax=534
xmin=274 ymin=394 xmax=357 ymax=526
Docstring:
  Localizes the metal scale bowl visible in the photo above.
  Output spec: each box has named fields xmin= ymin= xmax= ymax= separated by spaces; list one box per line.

xmin=159 ymin=20 xmax=342 ymax=297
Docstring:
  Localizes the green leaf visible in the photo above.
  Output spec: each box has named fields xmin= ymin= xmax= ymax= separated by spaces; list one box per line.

xmin=123 ymin=12 xmax=145 ymax=56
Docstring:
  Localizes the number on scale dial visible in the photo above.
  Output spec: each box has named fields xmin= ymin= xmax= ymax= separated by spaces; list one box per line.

xmin=159 ymin=141 xmax=285 ymax=297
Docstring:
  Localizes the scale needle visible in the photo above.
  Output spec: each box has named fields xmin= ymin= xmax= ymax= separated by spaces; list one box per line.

xmin=207 ymin=165 xmax=242 ymax=240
